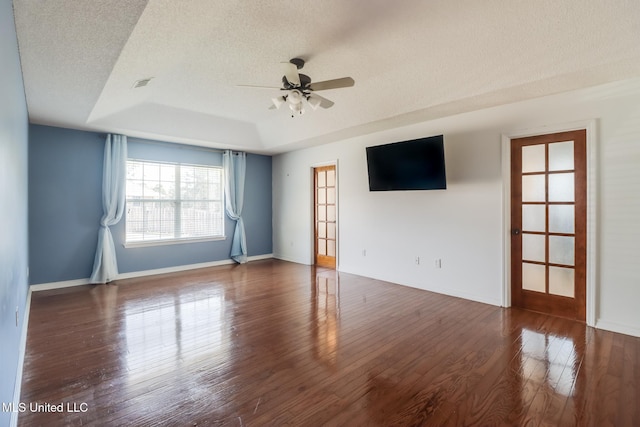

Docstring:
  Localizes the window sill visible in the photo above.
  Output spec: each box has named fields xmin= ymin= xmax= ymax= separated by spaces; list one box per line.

xmin=124 ymin=236 xmax=226 ymax=248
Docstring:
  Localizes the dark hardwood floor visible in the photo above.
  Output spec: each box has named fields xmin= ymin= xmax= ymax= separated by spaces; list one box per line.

xmin=19 ymin=259 xmax=640 ymax=426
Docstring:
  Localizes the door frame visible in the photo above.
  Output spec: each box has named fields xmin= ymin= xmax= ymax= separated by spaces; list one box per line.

xmin=310 ymin=160 xmax=339 ymax=268
xmin=501 ymin=120 xmax=597 ymax=326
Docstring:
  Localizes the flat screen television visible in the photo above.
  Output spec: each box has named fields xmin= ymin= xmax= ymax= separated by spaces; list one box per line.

xmin=366 ymin=135 xmax=446 ymax=191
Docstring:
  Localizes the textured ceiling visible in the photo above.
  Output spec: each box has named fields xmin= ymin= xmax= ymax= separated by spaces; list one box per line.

xmin=13 ymin=0 xmax=640 ymax=153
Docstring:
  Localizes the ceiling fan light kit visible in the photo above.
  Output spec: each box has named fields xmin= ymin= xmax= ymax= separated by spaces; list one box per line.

xmin=271 ymin=95 xmax=286 ymax=109
xmin=289 ymin=102 xmax=305 ymax=116
xmin=241 ymin=58 xmax=354 ymax=117
xmin=307 ymin=94 xmax=321 ymax=110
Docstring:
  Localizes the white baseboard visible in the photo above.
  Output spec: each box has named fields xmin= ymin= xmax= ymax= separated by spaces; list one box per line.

xmin=273 ymin=253 xmax=312 ymax=265
xmin=418 ymin=283 xmax=502 ymax=307
xmin=11 ymin=287 xmax=32 ymax=427
xmin=116 ymin=258 xmax=236 ymax=280
xmin=338 ymin=266 xmax=502 ymax=308
xmin=30 ymin=254 xmax=274 ymax=292
xmin=596 ymin=319 xmax=640 ymax=338
xmin=30 ymin=277 xmax=92 ymax=292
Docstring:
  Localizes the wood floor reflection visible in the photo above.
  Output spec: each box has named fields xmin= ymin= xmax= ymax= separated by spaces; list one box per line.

xmin=19 ymin=260 xmax=640 ymax=426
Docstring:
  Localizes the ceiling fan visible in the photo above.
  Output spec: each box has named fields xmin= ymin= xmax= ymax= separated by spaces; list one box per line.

xmin=239 ymin=58 xmax=355 ymax=117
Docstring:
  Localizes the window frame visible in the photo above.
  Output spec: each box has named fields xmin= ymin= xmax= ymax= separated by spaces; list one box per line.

xmin=124 ymin=159 xmax=225 ymax=248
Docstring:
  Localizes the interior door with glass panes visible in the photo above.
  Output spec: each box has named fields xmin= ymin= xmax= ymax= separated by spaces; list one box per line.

xmin=314 ymin=165 xmax=337 ymax=269
xmin=511 ymin=130 xmax=586 ymax=321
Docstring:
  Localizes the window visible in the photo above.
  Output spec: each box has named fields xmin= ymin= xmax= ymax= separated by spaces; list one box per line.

xmin=125 ymin=160 xmax=224 ymax=245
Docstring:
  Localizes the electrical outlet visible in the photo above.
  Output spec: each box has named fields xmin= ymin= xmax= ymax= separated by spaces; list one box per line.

xmin=415 ymin=256 xmax=420 ymax=265
xmin=435 ymin=258 xmax=442 ymax=268
xmin=362 ymin=249 xmax=367 ymax=256
xmin=15 ymin=306 xmax=19 ymax=327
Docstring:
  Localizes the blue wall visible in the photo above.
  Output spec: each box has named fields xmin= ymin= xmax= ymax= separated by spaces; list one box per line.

xmin=28 ymin=126 xmax=104 ymax=283
xmin=0 ymin=0 xmax=30 ymax=423
xmin=29 ymin=125 xmax=273 ymax=284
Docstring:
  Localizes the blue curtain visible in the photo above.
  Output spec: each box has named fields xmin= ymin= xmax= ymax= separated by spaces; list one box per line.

xmin=223 ymin=150 xmax=247 ymax=264
xmin=90 ymin=134 xmax=127 ymax=283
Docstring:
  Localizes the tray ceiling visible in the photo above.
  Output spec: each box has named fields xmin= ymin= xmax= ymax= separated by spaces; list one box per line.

xmin=13 ymin=0 xmax=640 ymax=153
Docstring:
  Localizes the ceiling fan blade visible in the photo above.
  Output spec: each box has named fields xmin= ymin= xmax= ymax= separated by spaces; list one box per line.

xmin=281 ymin=62 xmax=301 ymax=87
xmin=308 ymin=93 xmax=334 ymax=109
xmin=309 ymin=77 xmax=354 ymax=91
xmin=237 ymin=84 xmax=281 ymax=90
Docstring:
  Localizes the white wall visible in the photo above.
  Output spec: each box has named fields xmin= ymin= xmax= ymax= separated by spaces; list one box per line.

xmin=272 ymin=77 xmax=640 ymax=336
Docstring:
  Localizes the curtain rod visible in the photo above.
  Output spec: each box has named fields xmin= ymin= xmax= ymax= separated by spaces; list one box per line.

xmin=100 ymin=133 xmax=245 ymax=154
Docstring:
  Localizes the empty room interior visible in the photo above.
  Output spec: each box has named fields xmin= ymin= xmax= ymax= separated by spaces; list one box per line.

xmin=2 ymin=0 xmax=640 ymax=425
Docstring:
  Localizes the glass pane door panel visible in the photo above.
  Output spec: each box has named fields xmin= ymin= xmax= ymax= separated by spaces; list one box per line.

xmin=549 ymin=205 xmax=574 ymax=233
xmin=317 ymin=188 xmax=326 ymax=204
xmin=327 ymin=240 xmax=336 ymax=257
xmin=327 ymin=170 xmax=335 ymax=186
xmin=327 ymin=205 xmax=336 ymax=222
xmin=548 ymin=141 xmax=574 ymax=171
xmin=327 ymin=223 xmax=336 ymax=239
xmin=522 ymin=144 xmax=546 ymax=173
xmin=522 ymin=263 xmax=546 ymax=293
xmin=318 ymin=238 xmax=326 ymax=255
xmin=548 ymin=173 xmax=574 ymax=202
xmin=317 ymin=206 xmax=326 ymax=221
xmin=314 ymin=165 xmax=337 ymax=269
xmin=522 ymin=234 xmax=546 ymax=262
xmin=317 ymin=222 xmax=326 ymax=238
xmin=549 ymin=236 xmax=575 ymax=266
xmin=522 ymin=175 xmax=546 ymax=202
xmin=327 ymin=188 xmax=336 ymax=204
xmin=512 ymin=130 xmax=584 ymax=320
xmin=522 ymin=204 xmax=546 ymax=232
xmin=549 ymin=266 xmax=575 ymax=297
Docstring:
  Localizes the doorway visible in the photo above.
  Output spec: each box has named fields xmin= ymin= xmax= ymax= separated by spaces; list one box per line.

xmin=313 ymin=165 xmax=337 ymax=269
xmin=510 ymin=130 xmax=587 ymax=321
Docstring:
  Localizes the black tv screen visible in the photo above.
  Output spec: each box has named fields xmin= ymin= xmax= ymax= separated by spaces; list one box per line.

xmin=366 ymin=135 xmax=446 ymax=191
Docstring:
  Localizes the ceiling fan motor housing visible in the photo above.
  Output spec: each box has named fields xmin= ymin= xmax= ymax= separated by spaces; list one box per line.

xmin=289 ymin=57 xmax=305 ymax=69
xmin=282 ymin=73 xmax=311 ymax=90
